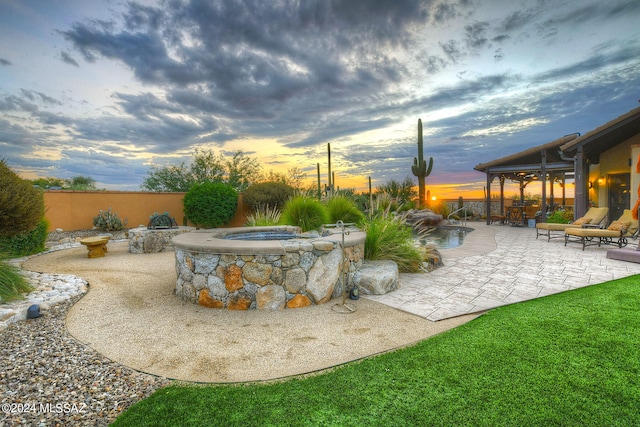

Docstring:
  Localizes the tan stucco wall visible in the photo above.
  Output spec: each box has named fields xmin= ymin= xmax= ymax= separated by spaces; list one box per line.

xmin=43 ymin=191 xmax=250 ymax=231
xmin=589 ymin=134 xmax=639 ymax=208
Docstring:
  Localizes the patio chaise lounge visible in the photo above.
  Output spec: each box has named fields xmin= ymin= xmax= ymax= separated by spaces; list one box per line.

xmin=564 ymin=210 xmax=636 ymax=251
xmin=535 ymin=207 xmax=609 ymax=241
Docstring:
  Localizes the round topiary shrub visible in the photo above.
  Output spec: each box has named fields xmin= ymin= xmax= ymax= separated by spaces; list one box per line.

xmin=325 ymin=195 xmax=365 ymax=225
xmin=0 ymin=160 xmax=44 ymax=237
xmin=242 ymin=181 xmax=294 ymax=211
xmin=184 ymin=182 xmax=238 ymax=228
xmin=280 ymin=196 xmax=329 ymax=232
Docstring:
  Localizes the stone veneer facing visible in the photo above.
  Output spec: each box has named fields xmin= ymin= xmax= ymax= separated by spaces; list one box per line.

xmin=128 ymin=226 xmax=195 ymax=254
xmin=173 ymin=227 xmax=365 ymax=311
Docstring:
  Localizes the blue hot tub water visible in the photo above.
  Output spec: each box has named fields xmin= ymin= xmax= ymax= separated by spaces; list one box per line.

xmin=224 ymin=228 xmax=471 ymax=249
xmin=223 ymin=231 xmax=299 ymax=241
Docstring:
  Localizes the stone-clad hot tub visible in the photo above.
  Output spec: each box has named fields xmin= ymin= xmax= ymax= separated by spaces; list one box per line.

xmin=172 ymin=226 xmax=365 ymax=310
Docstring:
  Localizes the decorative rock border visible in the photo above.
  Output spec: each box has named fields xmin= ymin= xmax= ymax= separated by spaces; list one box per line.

xmin=172 ymin=226 xmax=366 ymax=310
xmin=128 ymin=226 xmax=195 ymax=253
xmin=1 ymin=246 xmax=90 ymax=330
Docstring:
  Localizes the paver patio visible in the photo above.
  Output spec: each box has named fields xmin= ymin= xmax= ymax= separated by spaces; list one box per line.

xmin=365 ymin=222 xmax=640 ymax=321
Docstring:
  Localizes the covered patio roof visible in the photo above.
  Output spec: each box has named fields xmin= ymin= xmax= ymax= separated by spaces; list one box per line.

xmin=560 ymin=106 xmax=640 ymax=218
xmin=474 ymin=133 xmax=579 ymax=222
xmin=474 ymin=106 xmax=640 ymax=224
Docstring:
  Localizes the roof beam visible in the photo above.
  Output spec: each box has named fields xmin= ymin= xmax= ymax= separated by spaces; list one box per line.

xmin=484 ymin=161 xmax=573 ymax=174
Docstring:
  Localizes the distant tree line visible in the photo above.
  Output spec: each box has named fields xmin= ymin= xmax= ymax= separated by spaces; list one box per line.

xmin=30 ymin=175 xmax=98 ymax=190
xmin=141 ymin=149 xmax=306 ymax=192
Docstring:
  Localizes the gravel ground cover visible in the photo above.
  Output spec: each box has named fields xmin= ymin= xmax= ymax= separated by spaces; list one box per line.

xmin=0 ymin=296 xmax=170 ymax=427
xmin=1 ymin=230 xmax=170 ymax=426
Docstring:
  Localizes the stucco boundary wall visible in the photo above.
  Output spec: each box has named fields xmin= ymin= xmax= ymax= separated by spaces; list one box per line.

xmin=43 ymin=191 xmax=250 ymax=232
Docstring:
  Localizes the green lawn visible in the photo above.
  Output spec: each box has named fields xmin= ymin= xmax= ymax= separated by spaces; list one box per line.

xmin=112 ymin=275 xmax=640 ymax=426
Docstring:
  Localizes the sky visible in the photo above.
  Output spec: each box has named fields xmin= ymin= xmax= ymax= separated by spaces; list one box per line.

xmin=1 ymin=0 xmax=639 ymax=199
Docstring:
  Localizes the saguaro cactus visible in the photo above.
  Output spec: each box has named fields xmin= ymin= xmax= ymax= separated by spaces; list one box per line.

xmin=411 ymin=119 xmax=434 ymax=209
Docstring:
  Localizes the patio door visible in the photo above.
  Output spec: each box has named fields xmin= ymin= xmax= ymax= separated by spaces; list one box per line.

xmin=608 ymin=173 xmax=630 ymax=223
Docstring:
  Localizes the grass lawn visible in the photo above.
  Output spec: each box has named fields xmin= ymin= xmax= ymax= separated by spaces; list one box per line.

xmin=112 ymin=275 xmax=640 ymax=426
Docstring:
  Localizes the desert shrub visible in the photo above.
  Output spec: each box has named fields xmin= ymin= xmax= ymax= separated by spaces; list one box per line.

xmin=429 ymin=201 xmax=450 ymax=218
xmin=372 ymin=194 xmax=399 ymax=215
xmin=184 ymin=182 xmax=238 ymax=228
xmin=245 ymin=206 xmax=281 ymax=226
xmin=0 ymin=260 xmax=33 ymax=302
xmin=0 ymin=160 xmax=45 ymax=237
xmin=243 ymin=182 xmax=294 ymax=211
xmin=93 ymin=207 xmax=128 ymax=231
xmin=0 ymin=218 xmax=49 ymax=258
xmin=362 ymin=212 xmax=423 ymax=273
xmin=325 ymin=195 xmax=365 ymax=225
xmin=280 ymin=196 xmax=329 ymax=232
xmin=547 ymin=210 xmax=573 ymax=224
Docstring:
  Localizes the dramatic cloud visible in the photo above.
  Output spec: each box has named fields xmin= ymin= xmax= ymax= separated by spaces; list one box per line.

xmin=0 ymin=0 xmax=639 ymax=194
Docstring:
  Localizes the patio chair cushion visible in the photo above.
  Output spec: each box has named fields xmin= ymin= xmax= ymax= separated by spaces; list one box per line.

xmin=581 ymin=207 xmax=609 ymax=227
xmin=607 ymin=220 xmax=631 ymax=232
xmin=565 ymin=228 xmax=621 ymax=238
xmin=573 ymin=217 xmax=591 ymax=226
xmin=617 ymin=209 xmax=638 ymax=235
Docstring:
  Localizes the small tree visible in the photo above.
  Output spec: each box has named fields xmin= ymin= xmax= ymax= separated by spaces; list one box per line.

xmin=142 ymin=162 xmax=193 ymax=192
xmin=142 ymin=149 xmax=263 ymax=192
xmin=264 ymin=167 xmax=307 ymax=190
xmin=243 ymin=182 xmax=294 ymax=211
xmin=68 ymin=175 xmax=97 ymax=190
xmin=225 ymin=151 xmax=263 ymax=192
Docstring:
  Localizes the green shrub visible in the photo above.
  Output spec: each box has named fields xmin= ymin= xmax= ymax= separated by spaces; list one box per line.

xmin=280 ymin=196 xmax=329 ymax=232
xmin=245 ymin=206 xmax=281 ymax=226
xmin=184 ymin=182 xmax=238 ymax=228
xmin=0 ymin=260 xmax=33 ymax=302
xmin=93 ymin=207 xmax=128 ymax=231
xmin=0 ymin=218 xmax=49 ymax=258
xmin=325 ymin=195 xmax=365 ymax=225
xmin=243 ymin=182 xmax=294 ymax=211
xmin=363 ymin=213 xmax=423 ymax=273
xmin=0 ymin=160 xmax=45 ymax=237
xmin=547 ymin=210 xmax=573 ymax=224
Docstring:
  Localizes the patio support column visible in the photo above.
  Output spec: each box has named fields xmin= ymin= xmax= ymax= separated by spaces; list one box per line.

xmin=574 ymin=146 xmax=588 ymax=219
xmin=541 ymin=150 xmax=547 ymax=220
xmin=485 ymin=172 xmax=492 ymax=225
xmin=549 ymin=174 xmax=555 ymax=209
xmin=499 ymin=175 xmax=505 ymax=215
xmin=561 ymin=174 xmax=566 ymax=205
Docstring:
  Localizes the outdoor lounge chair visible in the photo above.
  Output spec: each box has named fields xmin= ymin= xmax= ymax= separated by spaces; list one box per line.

xmin=564 ymin=214 xmax=633 ymax=250
xmin=535 ymin=207 xmax=608 ymax=241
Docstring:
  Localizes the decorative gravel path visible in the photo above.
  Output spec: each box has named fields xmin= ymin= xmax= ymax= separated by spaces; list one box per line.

xmin=0 ymin=295 xmax=170 ymax=426
xmin=1 ymin=231 xmax=170 ymax=426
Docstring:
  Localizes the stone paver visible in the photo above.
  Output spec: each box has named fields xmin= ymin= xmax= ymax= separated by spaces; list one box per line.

xmin=364 ymin=223 xmax=640 ymax=321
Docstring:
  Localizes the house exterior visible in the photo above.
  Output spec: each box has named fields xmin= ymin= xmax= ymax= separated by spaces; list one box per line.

xmin=560 ymin=106 xmax=640 ymax=223
xmin=475 ymin=106 xmax=640 ymax=225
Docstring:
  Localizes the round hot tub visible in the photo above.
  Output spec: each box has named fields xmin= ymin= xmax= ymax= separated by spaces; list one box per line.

xmin=172 ymin=226 xmax=365 ymax=311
